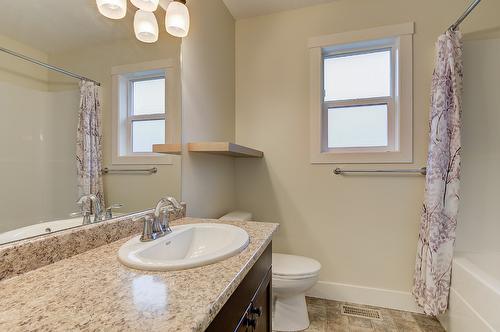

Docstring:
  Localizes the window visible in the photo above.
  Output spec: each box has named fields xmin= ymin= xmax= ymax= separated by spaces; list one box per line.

xmin=112 ymin=60 xmax=180 ymax=165
xmin=309 ymin=23 xmax=414 ymax=163
xmin=324 ymin=45 xmax=394 ymax=152
xmin=129 ymin=76 xmax=166 ymax=153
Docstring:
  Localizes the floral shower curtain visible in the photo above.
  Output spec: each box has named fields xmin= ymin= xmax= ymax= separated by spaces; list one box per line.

xmin=76 ymin=81 xmax=105 ymax=210
xmin=412 ymin=31 xmax=463 ymax=316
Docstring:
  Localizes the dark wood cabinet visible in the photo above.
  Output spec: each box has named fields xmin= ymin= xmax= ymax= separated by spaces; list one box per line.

xmin=206 ymin=243 xmax=272 ymax=332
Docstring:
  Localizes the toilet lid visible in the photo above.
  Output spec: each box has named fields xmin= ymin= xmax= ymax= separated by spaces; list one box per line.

xmin=272 ymin=253 xmax=321 ymax=277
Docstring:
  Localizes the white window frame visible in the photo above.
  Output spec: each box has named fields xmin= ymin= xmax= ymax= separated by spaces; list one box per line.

xmin=309 ymin=22 xmax=414 ymax=164
xmin=111 ymin=59 xmax=181 ymax=165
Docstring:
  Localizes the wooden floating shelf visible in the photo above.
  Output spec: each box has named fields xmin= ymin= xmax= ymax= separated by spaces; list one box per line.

xmin=188 ymin=142 xmax=263 ymax=158
xmin=152 ymin=143 xmax=182 ymax=155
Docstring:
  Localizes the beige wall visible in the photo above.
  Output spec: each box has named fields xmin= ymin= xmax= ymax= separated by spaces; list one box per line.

xmin=49 ymin=35 xmax=182 ymax=213
xmin=180 ymin=0 xmax=236 ymax=218
xmin=456 ymin=35 xmax=500 ymax=253
xmin=234 ymin=0 xmax=500 ymax=296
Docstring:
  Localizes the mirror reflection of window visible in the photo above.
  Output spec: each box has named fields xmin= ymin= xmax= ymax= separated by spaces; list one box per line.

xmin=130 ymin=77 xmax=166 ymax=153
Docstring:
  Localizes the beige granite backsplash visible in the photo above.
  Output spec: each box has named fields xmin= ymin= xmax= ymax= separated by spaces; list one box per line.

xmin=0 ymin=204 xmax=186 ymax=281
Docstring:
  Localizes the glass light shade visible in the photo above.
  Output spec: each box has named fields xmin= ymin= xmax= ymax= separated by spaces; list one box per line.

xmin=130 ymin=0 xmax=159 ymax=12
xmin=134 ymin=10 xmax=159 ymax=43
xmin=96 ymin=0 xmax=127 ymax=19
xmin=166 ymin=1 xmax=190 ymax=38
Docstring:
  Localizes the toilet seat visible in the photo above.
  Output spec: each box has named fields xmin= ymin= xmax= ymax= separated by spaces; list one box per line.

xmin=272 ymin=253 xmax=321 ymax=279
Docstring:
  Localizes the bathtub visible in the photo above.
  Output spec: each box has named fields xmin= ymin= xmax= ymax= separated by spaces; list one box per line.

xmin=0 ymin=217 xmax=85 ymax=245
xmin=439 ymin=252 xmax=500 ymax=331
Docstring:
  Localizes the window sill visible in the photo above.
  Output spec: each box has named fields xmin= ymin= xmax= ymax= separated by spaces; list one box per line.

xmin=310 ymin=149 xmax=413 ymax=164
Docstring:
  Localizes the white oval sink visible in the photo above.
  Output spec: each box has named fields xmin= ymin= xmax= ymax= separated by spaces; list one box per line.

xmin=118 ymin=223 xmax=250 ymax=271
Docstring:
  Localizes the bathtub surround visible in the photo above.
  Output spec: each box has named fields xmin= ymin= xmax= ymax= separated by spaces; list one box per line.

xmin=456 ymin=35 xmax=500 ymax=253
xmin=0 ymin=204 xmax=186 ymax=281
xmin=413 ymin=30 xmax=463 ymax=316
xmin=438 ymin=35 xmax=500 ymax=331
xmin=77 ymin=81 xmax=105 ymax=209
xmin=0 ymin=219 xmax=278 ymax=331
xmin=0 ymin=35 xmax=80 ymax=233
xmin=439 ymin=252 xmax=500 ymax=331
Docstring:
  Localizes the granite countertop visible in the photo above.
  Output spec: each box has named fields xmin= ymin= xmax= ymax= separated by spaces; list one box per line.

xmin=0 ymin=218 xmax=278 ymax=332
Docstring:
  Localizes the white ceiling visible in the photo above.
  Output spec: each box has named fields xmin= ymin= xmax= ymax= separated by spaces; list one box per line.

xmin=222 ymin=0 xmax=338 ymax=20
xmin=0 ymin=0 xmax=170 ymax=54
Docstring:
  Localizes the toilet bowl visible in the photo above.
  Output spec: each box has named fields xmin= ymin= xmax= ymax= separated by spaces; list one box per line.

xmin=272 ymin=253 xmax=321 ymax=331
xmin=220 ymin=211 xmax=322 ymax=331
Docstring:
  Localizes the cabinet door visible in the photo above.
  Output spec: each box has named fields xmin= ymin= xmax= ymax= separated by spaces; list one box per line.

xmin=206 ymin=244 xmax=272 ymax=332
xmin=250 ymin=268 xmax=272 ymax=332
xmin=235 ymin=310 xmax=253 ymax=332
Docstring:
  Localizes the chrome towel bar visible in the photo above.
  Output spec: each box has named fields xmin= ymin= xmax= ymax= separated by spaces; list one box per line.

xmin=103 ymin=167 xmax=158 ymax=175
xmin=334 ymin=167 xmax=427 ymax=176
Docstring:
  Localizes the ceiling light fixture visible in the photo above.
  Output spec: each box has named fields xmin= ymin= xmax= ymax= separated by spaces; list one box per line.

xmin=134 ymin=10 xmax=159 ymax=43
xmin=165 ymin=0 xmax=190 ymax=38
xmin=130 ymin=0 xmax=159 ymax=12
xmin=96 ymin=0 xmax=127 ymax=19
xmin=96 ymin=0 xmax=190 ymax=42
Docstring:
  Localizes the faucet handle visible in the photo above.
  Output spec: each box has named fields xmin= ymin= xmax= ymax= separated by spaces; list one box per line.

xmin=69 ymin=211 xmax=83 ymax=218
xmin=105 ymin=203 xmax=123 ymax=219
xmin=136 ymin=215 xmax=156 ymax=242
xmin=70 ymin=210 xmax=92 ymax=225
xmin=165 ymin=197 xmax=182 ymax=210
xmin=159 ymin=207 xmax=174 ymax=234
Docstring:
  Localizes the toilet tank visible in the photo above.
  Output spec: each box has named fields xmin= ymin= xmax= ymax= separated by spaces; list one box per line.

xmin=219 ymin=211 xmax=253 ymax=221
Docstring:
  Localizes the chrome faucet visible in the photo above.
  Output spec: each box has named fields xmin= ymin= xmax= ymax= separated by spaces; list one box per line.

xmin=77 ymin=194 xmax=104 ymax=223
xmin=154 ymin=197 xmax=183 ymax=233
xmin=105 ymin=203 xmax=123 ymax=219
xmin=70 ymin=210 xmax=92 ymax=225
xmin=137 ymin=197 xmax=183 ymax=242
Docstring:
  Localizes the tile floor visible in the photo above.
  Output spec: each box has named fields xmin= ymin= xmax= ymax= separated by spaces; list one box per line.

xmin=301 ymin=297 xmax=445 ymax=332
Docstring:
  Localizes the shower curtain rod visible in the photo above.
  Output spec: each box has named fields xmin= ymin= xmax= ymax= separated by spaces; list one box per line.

xmin=0 ymin=46 xmax=101 ymax=86
xmin=448 ymin=0 xmax=482 ymax=32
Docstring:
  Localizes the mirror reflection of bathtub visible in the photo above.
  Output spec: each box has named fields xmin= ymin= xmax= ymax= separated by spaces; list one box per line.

xmin=0 ymin=214 xmax=123 ymax=245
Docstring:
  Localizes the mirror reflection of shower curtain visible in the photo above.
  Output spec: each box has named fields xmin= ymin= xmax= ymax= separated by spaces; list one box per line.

xmin=412 ymin=30 xmax=463 ymax=316
xmin=76 ymin=81 xmax=104 ymax=211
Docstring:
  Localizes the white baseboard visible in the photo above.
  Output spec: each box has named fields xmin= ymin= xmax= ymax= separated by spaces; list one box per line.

xmin=307 ymin=280 xmax=424 ymax=314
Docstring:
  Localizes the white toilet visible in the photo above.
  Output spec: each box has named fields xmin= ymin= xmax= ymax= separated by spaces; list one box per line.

xmin=220 ymin=211 xmax=322 ymax=331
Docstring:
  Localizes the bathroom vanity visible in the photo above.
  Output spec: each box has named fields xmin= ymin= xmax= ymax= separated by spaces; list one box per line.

xmin=0 ymin=217 xmax=278 ymax=331
xmin=207 ymin=244 xmax=272 ymax=332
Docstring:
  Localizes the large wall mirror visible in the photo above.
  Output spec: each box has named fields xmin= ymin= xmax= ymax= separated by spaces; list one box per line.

xmin=0 ymin=0 xmax=182 ymax=245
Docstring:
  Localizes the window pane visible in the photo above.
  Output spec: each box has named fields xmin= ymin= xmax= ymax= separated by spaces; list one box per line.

xmin=132 ymin=120 xmax=165 ymax=152
xmin=133 ymin=78 xmax=165 ymax=115
xmin=324 ymin=50 xmax=391 ymax=101
xmin=328 ymin=105 xmax=388 ymax=148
